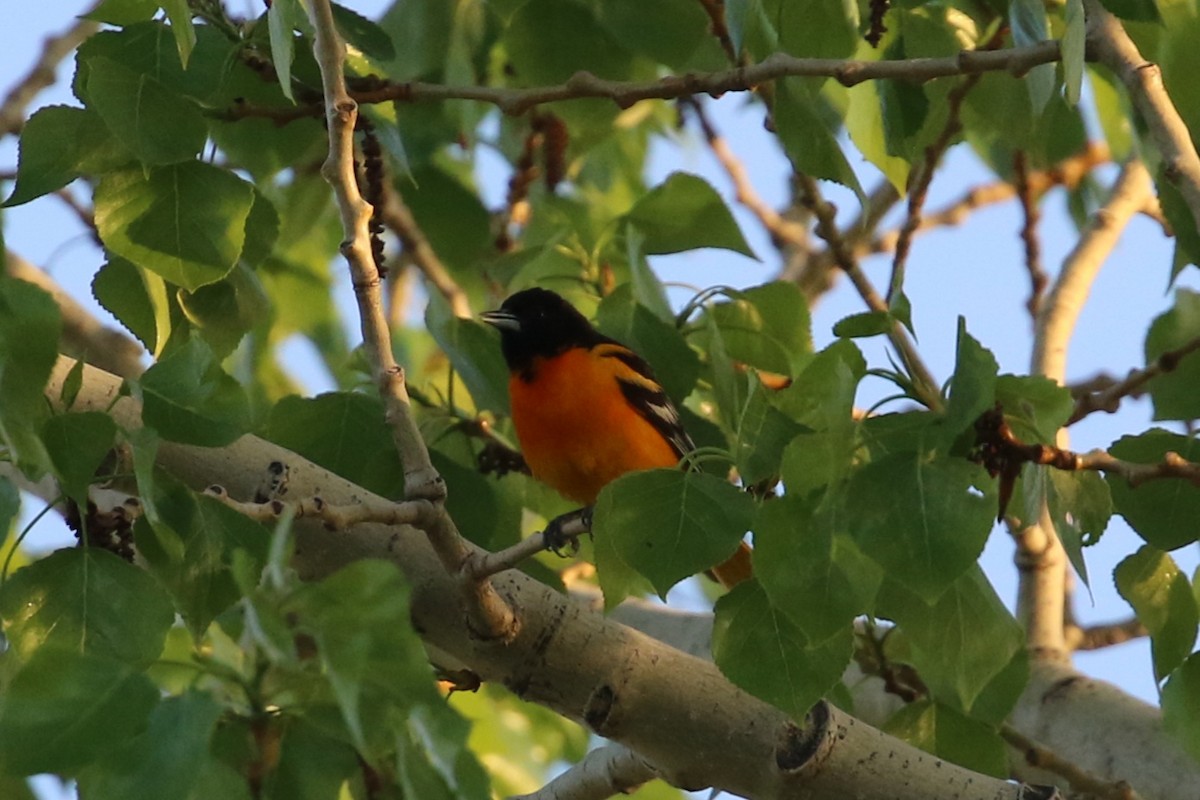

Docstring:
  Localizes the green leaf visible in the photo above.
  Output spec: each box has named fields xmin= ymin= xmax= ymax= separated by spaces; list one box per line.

xmin=883 ymin=701 xmax=1007 ymax=778
xmin=40 ymin=412 xmax=118 ymax=505
xmin=0 ymin=477 xmax=17 ymax=551
xmin=76 ymin=691 xmax=223 ymax=799
xmin=260 ymin=718 xmax=359 ymax=800
xmin=0 ymin=548 xmax=175 ymax=665
xmin=4 ymin=106 xmax=129 ymax=207
xmin=136 ymin=489 xmax=270 ymax=637
xmin=95 ymin=162 xmax=256 ymax=292
xmin=284 ymin=561 xmax=443 ymax=756
xmin=626 ymin=173 xmax=756 ymax=258
xmin=160 ymin=0 xmax=197 ymax=67
xmin=1046 ymin=469 xmax=1111 ymax=587
xmin=1107 ymin=429 xmax=1200 ymax=550
xmin=941 ymin=320 xmax=998 ymax=447
xmin=1098 ymin=0 xmax=1162 ymax=21
xmin=703 ymin=282 xmax=813 ymax=376
xmin=844 ymin=451 xmax=996 ymax=603
xmin=268 ymin=0 xmax=301 ymax=102
xmin=332 ymin=2 xmax=397 ymax=61
xmin=595 ymin=288 xmax=700 ymax=403
xmin=765 ymin=0 xmax=856 ymax=60
xmin=138 ymin=336 xmax=251 ymax=447
xmin=594 ymin=469 xmax=755 ymax=600
xmin=713 ymin=580 xmax=853 ymax=719
xmin=86 ymin=0 xmax=159 ymax=24
xmin=777 ymin=340 xmax=865 ymax=494
xmin=879 ymin=567 xmax=1024 ymax=713
xmin=177 ymin=264 xmax=271 ymax=358
xmin=832 ymin=310 xmax=892 ymax=339
xmin=994 ymin=375 xmax=1073 ymax=444
xmin=595 ymin=0 xmax=716 ymax=69
xmin=264 ymin=393 xmax=404 ymax=499
xmin=426 ymin=293 xmax=511 ymax=415
xmin=774 ymin=78 xmax=864 ymax=198
xmin=754 ymin=496 xmax=881 ymax=643
xmin=1163 ymin=652 xmax=1200 ymax=762
xmin=732 ymin=382 xmax=806 ymax=485
xmin=86 ymin=57 xmax=207 ymax=165
xmin=0 ymin=647 xmax=159 ymax=776
xmin=1062 ymin=0 xmax=1085 ymax=105
xmin=1161 ymin=167 xmax=1200 ymax=279
xmin=503 ymin=0 xmax=634 ymax=84
xmin=92 ymin=256 xmax=167 ymax=355
xmin=1144 ymin=288 xmax=1200 ymax=420
xmin=1115 ymin=546 xmax=1199 ymax=681
xmin=1009 ymin=0 xmax=1054 ymax=114
xmin=0 ymin=277 xmax=61 ymax=475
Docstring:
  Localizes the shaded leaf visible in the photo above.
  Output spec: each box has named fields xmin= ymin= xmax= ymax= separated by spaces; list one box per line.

xmin=713 ymin=580 xmax=853 ymax=719
xmin=86 ymin=56 xmax=206 ymax=164
xmin=884 ymin=701 xmax=1007 ymax=778
xmin=4 ymin=106 xmax=129 ymax=207
xmin=594 ymin=469 xmax=754 ymax=601
xmin=1144 ymin=288 xmax=1200 ymax=420
xmin=138 ymin=336 xmax=251 ymax=447
xmin=40 ymin=412 xmax=117 ymax=506
xmin=0 ymin=548 xmax=174 ymax=665
xmin=844 ymin=451 xmax=995 ymax=603
xmin=0 ymin=648 xmax=159 ymax=776
xmin=626 ymin=173 xmax=756 ymax=258
xmin=1107 ymin=430 xmax=1200 ymax=550
xmin=95 ymin=163 xmax=256 ymax=292
xmin=1163 ymin=652 xmax=1200 ymax=762
xmin=1115 ymin=546 xmax=1199 ymax=681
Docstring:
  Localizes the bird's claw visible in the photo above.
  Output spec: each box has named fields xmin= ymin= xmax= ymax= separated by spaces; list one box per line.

xmin=543 ymin=507 xmax=593 ymax=557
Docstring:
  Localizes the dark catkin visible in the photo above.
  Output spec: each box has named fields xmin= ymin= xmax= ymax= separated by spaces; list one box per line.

xmin=357 ymin=116 xmax=389 ymax=278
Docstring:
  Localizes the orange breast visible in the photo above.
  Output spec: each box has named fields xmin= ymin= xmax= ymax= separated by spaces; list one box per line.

xmin=509 ymin=348 xmax=680 ymax=505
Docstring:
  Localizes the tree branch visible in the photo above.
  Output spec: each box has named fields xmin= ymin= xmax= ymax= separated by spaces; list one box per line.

xmin=46 ymin=356 xmax=1063 ymax=800
xmin=220 ymin=42 xmax=1064 ymax=123
xmin=1085 ymin=0 xmax=1200 ymax=232
xmin=1023 ymin=158 xmax=1153 ymax=658
xmin=305 ymin=0 xmax=516 ymax=642
xmin=1067 ymin=333 xmax=1200 ymax=424
xmin=1065 ymin=617 xmax=1148 ymax=651
xmin=793 ymin=172 xmax=943 ymax=410
xmin=509 ymin=744 xmax=657 ymax=800
xmin=0 ymin=14 xmax=99 ymax=136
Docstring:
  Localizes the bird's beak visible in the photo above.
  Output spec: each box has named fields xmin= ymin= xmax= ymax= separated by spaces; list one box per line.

xmin=480 ymin=309 xmax=520 ymax=332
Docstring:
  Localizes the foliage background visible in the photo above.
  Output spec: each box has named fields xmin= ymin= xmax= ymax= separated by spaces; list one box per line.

xmin=1 ymin=0 xmax=1199 ymax=797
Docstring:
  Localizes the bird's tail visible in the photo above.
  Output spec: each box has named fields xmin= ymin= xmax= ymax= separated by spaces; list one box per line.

xmin=709 ymin=540 xmax=754 ymax=589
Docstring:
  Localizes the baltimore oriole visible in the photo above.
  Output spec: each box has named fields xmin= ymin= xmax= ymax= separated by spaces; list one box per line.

xmin=481 ymin=287 xmax=752 ymax=588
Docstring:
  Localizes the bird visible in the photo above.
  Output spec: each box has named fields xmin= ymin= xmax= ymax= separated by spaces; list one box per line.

xmin=480 ymin=287 xmax=752 ymax=588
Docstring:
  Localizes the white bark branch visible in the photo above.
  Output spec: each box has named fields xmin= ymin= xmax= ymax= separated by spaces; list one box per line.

xmin=1024 ymin=159 xmax=1153 ymax=658
xmin=508 ymin=744 xmax=657 ymax=800
xmin=43 ymin=356 xmax=1059 ymax=800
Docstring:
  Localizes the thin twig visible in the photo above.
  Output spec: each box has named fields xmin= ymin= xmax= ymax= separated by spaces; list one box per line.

xmin=1066 ymin=617 xmax=1148 ymax=651
xmin=1067 ymin=333 xmax=1200 ymax=424
xmin=685 ymin=98 xmax=808 ymax=250
xmin=1085 ymin=0 xmax=1200 ymax=232
xmin=0 ymin=15 xmax=99 ymax=136
xmin=887 ymin=46 xmax=993 ymax=306
xmin=793 ymin=172 xmax=943 ymax=410
xmin=1014 ymin=151 xmax=1049 ymax=320
xmin=1000 ymin=725 xmax=1142 ymax=800
xmin=378 ymin=183 xmax=472 ymax=317
xmin=695 ymin=0 xmax=738 ymax=63
xmin=218 ymin=42 xmax=1064 ymax=123
xmin=203 ymin=486 xmax=439 ymax=530
xmin=975 ymin=405 xmax=1200 ymax=489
